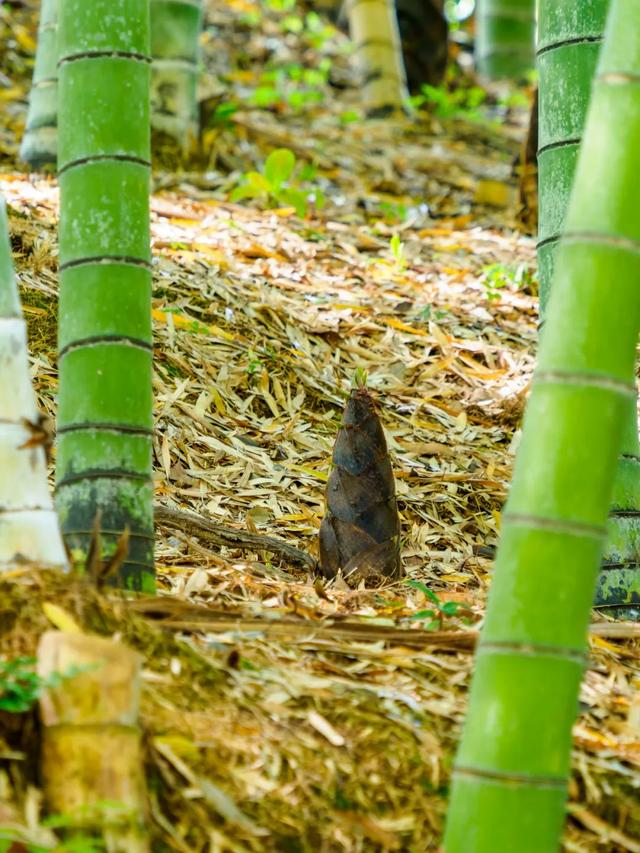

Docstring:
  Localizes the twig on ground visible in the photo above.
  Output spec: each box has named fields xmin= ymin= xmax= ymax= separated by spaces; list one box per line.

xmin=154 ymin=504 xmax=317 ymax=572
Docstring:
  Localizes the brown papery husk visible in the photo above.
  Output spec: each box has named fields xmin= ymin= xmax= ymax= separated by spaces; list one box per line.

xmin=319 ymin=386 xmax=402 ymax=584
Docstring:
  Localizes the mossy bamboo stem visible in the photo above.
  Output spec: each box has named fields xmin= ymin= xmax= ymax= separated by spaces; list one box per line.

xmin=57 ymin=0 xmax=154 ymax=592
xmin=537 ymin=0 xmax=609 ymax=307
xmin=19 ymin=0 xmax=58 ymax=169
xmin=475 ymin=0 xmax=535 ymax=81
xmin=150 ymin=0 xmax=202 ymax=146
xmin=444 ymin=1 xmax=640 ymax=847
xmin=538 ymin=0 xmax=639 ymax=612
xmin=345 ymin=0 xmax=409 ymax=116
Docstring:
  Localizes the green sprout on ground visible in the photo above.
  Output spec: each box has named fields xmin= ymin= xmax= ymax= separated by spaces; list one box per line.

xmin=389 ymin=234 xmax=407 ymax=272
xmin=409 ymin=83 xmax=487 ymax=121
xmin=481 ymin=262 xmax=538 ymax=302
xmin=280 ymin=10 xmax=336 ymax=49
xmin=0 ymin=656 xmax=89 ymax=713
xmin=0 ymin=835 xmax=105 ymax=853
xmin=249 ymin=60 xmax=331 ymax=112
xmin=352 ymin=367 xmax=368 ymax=388
xmin=406 ymin=580 xmax=466 ymax=630
xmin=339 ymin=110 xmax=361 ymax=126
xmin=230 ymin=148 xmax=324 ymax=217
xmin=378 ymin=200 xmax=409 ymax=224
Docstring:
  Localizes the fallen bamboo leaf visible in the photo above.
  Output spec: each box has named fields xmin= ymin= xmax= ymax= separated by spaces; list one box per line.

xmin=567 ymin=804 xmax=640 ymax=853
xmin=42 ymin=603 xmax=82 ymax=634
xmin=307 ymin=710 xmax=345 ymax=746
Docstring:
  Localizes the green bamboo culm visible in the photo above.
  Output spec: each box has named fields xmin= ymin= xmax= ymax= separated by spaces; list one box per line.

xmin=597 ymin=397 xmax=640 ymax=613
xmin=537 ymin=0 xmax=609 ymax=307
xmin=444 ymin=1 xmax=640 ymax=849
xmin=475 ymin=0 xmax=535 ymax=81
xmin=150 ymin=0 xmax=203 ymax=146
xmin=538 ymin=0 xmax=640 ymax=614
xmin=57 ymin=0 xmax=155 ymax=592
xmin=19 ymin=0 xmax=58 ymax=169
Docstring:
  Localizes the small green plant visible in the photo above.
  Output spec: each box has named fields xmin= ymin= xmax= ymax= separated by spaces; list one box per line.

xmin=378 ymin=200 xmax=408 ymax=223
xmin=249 ymin=61 xmax=330 ymax=112
xmin=0 ymin=656 xmax=52 ymax=712
xmin=297 ymin=11 xmax=336 ymax=49
xmin=481 ymin=262 xmax=538 ymax=301
xmin=352 ymin=367 xmax=368 ymax=388
xmin=406 ymin=580 xmax=465 ymax=630
xmin=481 ymin=263 xmax=509 ymax=301
xmin=339 ymin=110 xmax=361 ymax=126
xmin=245 ymin=348 xmax=263 ymax=375
xmin=0 ymin=656 xmax=88 ymax=713
xmin=239 ymin=8 xmax=262 ymax=27
xmin=497 ymin=88 xmax=531 ymax=110
xmin=264 ymin=0 xmax=296 ymax=11
xmin=418 ymin=305 xmax=450 ymax=322
xmin=230 ymin=148 xmax=324 ymax=217
xmin=409 ymin=83 xmax=487 ymax=121
xmin=280 ymin=13 xmax=304 ymax=33
xmin=389 ymin=234 xmax=407 ymax=272
xmin=210 ymin=101 xmax=239 ymax=126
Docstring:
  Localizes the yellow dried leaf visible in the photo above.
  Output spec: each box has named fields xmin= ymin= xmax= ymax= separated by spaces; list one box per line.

xmin=270 ymin=207 xmax=297 ymax=217
xmin=0 ymin=87 xmax=24 ymax=102
xmin=307 ymin=710 xmax=345 ymax=746
xmin=153 ymin=734 xmax=200 ymax=760
xmin=590 ymin=635 xmax=622 ymax=654
xmin=42 ymin=603 xmax=82 ymax=634
xmin=474 ymin=180 xmax=511 ymax=208
xmin=381 ymin=317 xmax=428 ymax=337
xmin=152 ymin=309 xmax=234 ymax=341
xmin=289 ymin=464 xmax=329 ymax=482
xmin=168 ymin=216 xmax=202 ymax=227
xmin=417 ymin=227 xmax=453 ymax=238
xmin=190 ymin=243 xmax=230 ymax=267
xmin=210 ymin=386 xmax=227 ymax=415
xmin=14 ymin=26 xmax=36 ymax=52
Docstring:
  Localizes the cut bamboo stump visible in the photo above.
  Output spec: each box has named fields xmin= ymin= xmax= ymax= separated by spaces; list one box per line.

xmin=37 ymin=631 xmax=148 ymax=852
xmin=345 ymin=0 xmax=409 ymax=117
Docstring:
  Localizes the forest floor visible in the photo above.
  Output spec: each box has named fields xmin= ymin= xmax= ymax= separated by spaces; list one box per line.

xmin=0 ymin=1 xmax=639 ymax=851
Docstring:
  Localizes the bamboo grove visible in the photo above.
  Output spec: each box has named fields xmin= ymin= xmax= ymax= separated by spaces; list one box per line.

xmin=2 ymin=0 xmax=639 ymax=848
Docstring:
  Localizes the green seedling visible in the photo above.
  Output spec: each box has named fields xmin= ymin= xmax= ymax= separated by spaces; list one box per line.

xmin=481 ymin=262 xmax=538 ymax=301
xmin=406 ymin=579 xmax=465 ymax=630
xmin=265 ymin=0 xmax=296 ymax=11
xmin=418 ymin=305 xmax=450 ymax=322
xmin=389 ymin=234 xmax=407 ymax=272
xmin=0 ymin=656 xmax=91 ymax=713
xmin=409 ymin=83 xmax=487 ymax=121
xmin=378 ymin=201 xmax=408 ymax=223
xmin=211 ymin=101 xmax=239 ymax=126
xmin=352 ymin=367 xmax=368 ymax=388
xmin=231 ymin=148 xmax=324 ymax=217
xmin=299 ymin=11 xmax=336 ymax=49
xmin=281 ymin=13 xmax=304 ymax=33
xmin=249 ymin=61 xmax=330 ymax=113
xmin=339 ymin=110 xmax=361 ymax=125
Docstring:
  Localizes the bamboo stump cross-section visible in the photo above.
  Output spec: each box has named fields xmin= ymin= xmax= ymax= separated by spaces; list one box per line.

xmin=37 ymin=631 xmax=148 ymax=852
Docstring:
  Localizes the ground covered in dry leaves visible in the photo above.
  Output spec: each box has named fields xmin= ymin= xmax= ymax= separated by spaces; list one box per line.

xmin=0 ymin=1 xmax=639 ymax=851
